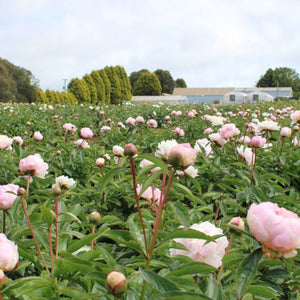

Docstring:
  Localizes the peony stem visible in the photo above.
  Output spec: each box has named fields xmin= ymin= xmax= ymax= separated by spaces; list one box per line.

xmin=91 ymin=225 xmax=95 ymax=250
xmin=129 ymin=158 xmax=149 ymax=257
xmin=49 ymin=226 xmax=54 ymax=269
xmin=55 ymin=196 xmax=59 ymax=259
xmin=2 ymin=210 xmax=6 ymax=234
xmin=21 ymin=196 xmax=49 ymax=273
xmin=214 ymin=193 xmax=223 ymax=226
xmin=217 ymin=235 xmax=233 ymax=283
xmin=250 ymin=147 xmax=257 ymax=185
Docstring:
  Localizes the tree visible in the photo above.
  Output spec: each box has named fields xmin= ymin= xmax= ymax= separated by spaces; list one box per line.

xmin=68 ymin=78 xmax=91 ymax=103
xmin=98 ymin=69 xmax=111 ymax=104
xmin=104 ymin=66 xmax=122 ymax=105
xmin=257 ymin=67 xmax=300 ymax=93
xmin=133 ymin=72 xmax=162 ymax=96
xmin=36 ymin=88 xmax=48 ymax=104
xmin=83 ymin=74 xmax=98 ymax=103
xmin=129 ymin=69 xmax=149 ymax=90
xmin=175 ymin=78 xmax=187 ymax=88
xmin=154 ymin=69 xmax=174 ymax=94
xmin=90 ymin=71 xmax=105 ymax=104
xmin=115 ymin=65 xmax=132 ymax=100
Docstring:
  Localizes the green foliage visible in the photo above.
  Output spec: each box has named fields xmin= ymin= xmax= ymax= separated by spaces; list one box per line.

xmin=175 ymin=78 xmax=187 ymax=88
xmin=68 ymin=78 xmax=91 ymax=103
xmin=257 ymin=67 xmax=300 ymax=93
xmin=83 ymin=74 xmax=97 ymax=103
xmin=154 ymin=69 xmax=175 ymax=94
xmin=133 ymin=72 xmax=162 ymax=95
xmin=98 ymin=69 xmax=111 ymax=104
xmin=0 ymin=57 xmax=37 ymax=103
xmin=115 ymin=65 xmax=132 ymax=100
xmin=90 ymin=71 xmax=105 ymax=104
xmin=36 ymin=88 xmax=48 ymax=104
xmin=103 ymin=66 xmax=122 ymax=105
xmin=129 ymin=69 xmax=149 ymax=90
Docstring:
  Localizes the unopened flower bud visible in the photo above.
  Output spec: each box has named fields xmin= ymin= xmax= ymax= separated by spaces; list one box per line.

xmin=89 ymin=211 xmax=101 ymax=224
xmin=60 ymin=116 xmax=63 ymax=121
xmin=24 ymin=131 xmax=28 ymax=136
xmin=3 ymin=130 xmax=7 ymax=134
xmin=52 ymin=185 xmax=62 ymax=196
xmin=106 ymin=271 xmax=127 ymax=295
xmin=89 ymin=125 xmax=93 ymax=129
xmin=168 ymin=143 xmax=197 ymax=169
xmin=53 ymin=115 xmax=58 ymax=120
xmin=228 ymin=217 xmax=245 ymax=231
xmin=17 ymin=187 xmax=26 ymax=196
xmin=104 ymin=154 xmax=111 ymax=161
xmin=96 ymin=158 xmax=105 ymax=167
xmin=124 ymin=143 xmax=137 ymax=157
xmin=26 ymin=121 xmax=31 ymax=126
xmin=56 ymin=150 xmax=61 ymax=155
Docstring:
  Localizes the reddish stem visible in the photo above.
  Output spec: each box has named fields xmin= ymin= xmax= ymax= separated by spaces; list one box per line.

xmin=55 ymin=196 xmax=59 ymax=259
xmin=214 ymin=193 xmax=223 ymax=226
xmin=91 ymin=225 xmax=95 ymax=250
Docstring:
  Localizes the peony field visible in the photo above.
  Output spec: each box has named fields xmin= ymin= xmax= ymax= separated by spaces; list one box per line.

xmin=0 ymin=100 xmax=299 ymax=300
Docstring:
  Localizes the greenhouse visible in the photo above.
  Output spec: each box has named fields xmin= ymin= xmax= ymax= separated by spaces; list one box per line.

xmin=131 ymin=95 xmax=188 ymax=105
xmin=222 ymin=91 xmax=248 ymax=105
xmin=246 ymin=91 xmax=274 ymax=103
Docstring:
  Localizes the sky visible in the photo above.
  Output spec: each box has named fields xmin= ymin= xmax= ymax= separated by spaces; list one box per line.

xmin=0 ymin=0 xmax=299 ymax=91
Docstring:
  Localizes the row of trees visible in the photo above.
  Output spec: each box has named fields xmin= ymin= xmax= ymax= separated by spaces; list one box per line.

xmin=129 ymin=69 xmax=187 ymax=96
xmin=0 ymin=58 xmax=37 ymax=103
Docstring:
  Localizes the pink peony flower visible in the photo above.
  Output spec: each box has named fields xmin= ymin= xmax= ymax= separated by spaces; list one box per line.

xmin=194 ymin=138 xmax=213 ymax=157
xmin=19 ymin=154 xmax=48 ymax=179
xmin=100 ymin=126 xmax=111 ymax=133
xmin=13 ymin=136 xmax=23 ymax=146
xmin=96 ymin=158 xmax=105 ymax=166
xmin=74 ymin=139 xmax=90 ymax=149
xmin=0 ymin=184 xmax=19 ymax=210
xmin=249 ymin=136 xmax=266 ymax=148
xmin=238 ymin=136 xmax=251 ymax=144
xmin=204 ymin=128 xmax=213 ymax=135
xmin=165 ymin=115 xmax=170 ymax=121
xmin=219 ymin=124 xmax=240 ymax=139
xmin=33 ymin=131 xmax=43 ymax=141
xmin=113 ymin=145 xmax=124 ymax=157
xmin=280 ymin=127 xmax=292 ymax=137
xmin=63 ymin=123 xmax=77 ymax=133
xmin=136 ymin=184 xmax=162 ymax=206
xmin=52 ymin=175 xmax=75 ymax=191
xmin=0 ymin=135 xmax=13 ymax=149
xmin=0 ymin=234 xmax=19 ymax=271
xmin=229 ymin=217 xmax=245 ymax=230
xmin=136 ymin=116 xmax=145 ymax=123
xmin=155 ymin=139 xmax=178 ymax=159
xmin=126 ymin=117 xmax=136 ymax=126
xmin=170 ymin=222 xmax=229 ymax=268
xmin=139 ymin=159 xmax=161 ymax=173
xmin=247 ymin=202 xmax=300 ymax=258
xmin=209 ymin=133 xmax=226 ymax=147
xmin=168 ymin=143 xmax=197 ymax=168
xmin=175 ymin=127 xmax=184 ymax=137
xmin=258 ymin=120 xmax=280 ymax=131
xmin=237 ymin=146 xmax=254 ymax=166
xmin=188 ymin=111 xmax=195 ymax=118
xmin=147 ymin=119 xmax=158 ymax=128
xmin=290 ymin=110 xmax=300 ymax=124
xmin=176 ymin=111 xmax=182 ymax=116
xmin=80 ymin=127 xmax=93 ymax=139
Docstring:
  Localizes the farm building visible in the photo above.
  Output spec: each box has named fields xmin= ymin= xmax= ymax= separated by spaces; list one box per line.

xmin=131 ymin=95 xmax=188 ymax=105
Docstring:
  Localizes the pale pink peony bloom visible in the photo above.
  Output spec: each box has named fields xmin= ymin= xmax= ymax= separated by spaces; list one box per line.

xmin=188 ymin=111 xmax=195 ymax=118
xmin=80 ymin=127 xmax=93 ymax=139
xmin=100 ymin=126 xmax=111 ymax=133
xmin=247 ymin=202 xmax=300 ymax=258
xmin=155 ymin=139 xmax=178 ymax=159
xmin=113 ymin=145 xmax=124 ymax=157
xmin=0 ymin=135 xmax=13 ymax=149
xmin=238 ymin=136 xmax=251 ymax=144
xmin=280 ymin=127 xmax=292 ymax=137
xmin=237 ymin=146 xmax=254 ymax=166
xmin=136 ymin=116 xmax=145 ymax=123
xmin=290 ymin=110 xmax=300 ymax=124
xmin=104 ymin=154 xmax=111 ymax=161
xmin=13 ymin=136 xmax=23 ymax=146
xmin=204 ymin=128 xmax=213 ymax=135
xmin=194 ymin=138 xmax=213 ymax=157
xmin=165 ymin=115 xmax=170 ymax=121
xmin=205 ymin=116 xmax=224 ymax=126
xmin=219 ymin=124 xmax=240 ymax=139
xmin=52 ymin=175 xmax=75 ymax=191
xmin=136 ymin=184 xmax=162 ymax=206
xmin=176 ymin=111 xmax=182 ymax=116
xmin=139 ymin=159 xmax=161 ymax=173
xmin=170 ymin=222 xmax=229 ymax=268
xmin=96 ymin=158 xmax=105 ymax=166
xmin=175 ymin=127 xmax=184 ymax=136
xmin=292 ymin=137 xmax=300 ymax=147
xmin=117 ymin=122 xmax=125 ymax=128
xmin=0 ymin=233 xmax=19 ymax=271
xmin=229 ymin=217 xmax=245 ymax=230
xmin=258 ymin=120 xmax=280 ymax=131
xmin=209 ymin=133 xmax=226 ymax=147
xmin=147 ymin=119 xmax=158 ymax=128
xmin=63 ymin=123 xmax=77 ymax=133
xmin=270 ymin=115 xmax=277 ymax=121
xmin=74 ymin=139 xmax=90 ymax=149
xmin=249 ymin=136 xmax=266 ymax=148
xmin=168 ymin=143 xmax=197 ymax=168
xmin=0 ymin=184 xmax=19 ymax=210
xmin=19 ymin=154 xmax=48 ymax=179
xmin=183 ymin=165 xmax=198 ymax=178
xmin=33 ymin=131 xmax=43 ymax=141
xmin=126 ymin=117 xmax=136 ymax=126
xmin=171 ymin=110 xmax=177 ymax=116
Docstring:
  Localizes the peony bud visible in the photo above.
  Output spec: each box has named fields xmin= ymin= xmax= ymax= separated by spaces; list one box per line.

xmin=249 ymin=136 xmax=266 ymax=148
xmin=124 ymin=143 xmax=137 ymax=157
xmin=52 ymin=185 xmax=62 ymax=196
xmin=26 ymin=121 xmax=31 ymax=126
xmin=168 ymin=143 xmax=196 ymax=169
xmin=106 ymin=270 xmax=127 ymax=295
xmin=56 ymin=150 xmax=61 ymax=155
xmin=96 ymin=158 xmax=105 ymax=167
xmin=17 ymin=187 xmax=26 ymax=196
xmin=104 ymin=154 xmax=111 ymax=161
xmin=229 ymin=217 xmax=245 ymax=231
xmin=89 ymin=211 xmax=101 ymax=224
xmin=280 ymin=127 xmax=292 ymax=137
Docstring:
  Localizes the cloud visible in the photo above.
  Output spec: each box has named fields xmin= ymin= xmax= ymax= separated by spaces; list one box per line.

xmin=0 ymin=0 xmax=299 ymax=90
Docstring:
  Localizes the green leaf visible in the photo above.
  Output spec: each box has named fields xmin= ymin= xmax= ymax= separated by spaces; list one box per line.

xmin=67 ymin=227 xmax=109 ymax=253
xmin=173 ymin=182 xmax=195 ymax=203
xmin=137 ymin=154 xmax=169 ymax=173
xmin=237 ymin=248 xmax=263 ymax=299
xmin=167 ymin=262 xmax=216 ymax=277
xmin=40 ymin=205 xmax=54 ymax=228
xmin=207 ymin=274 xmax=224 ymax=300
xmin=150 ymin=291 xmax=210 ymax=300
xmin=139 ymin=268 xmax=178 ymax=292
xmin=138 ymin=170 xmax=163 ymax=196
xmin=246 ymin=285 xmax=279 ymax=299
xmin=100 ymin=167 xmax=128 ymax=194
xmin=172 ymin=201 xmax=190 ymax=227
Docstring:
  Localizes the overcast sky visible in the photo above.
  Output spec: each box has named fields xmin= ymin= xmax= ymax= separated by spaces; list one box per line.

xmin=0 ymin=0 xmax=299 ymax=91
